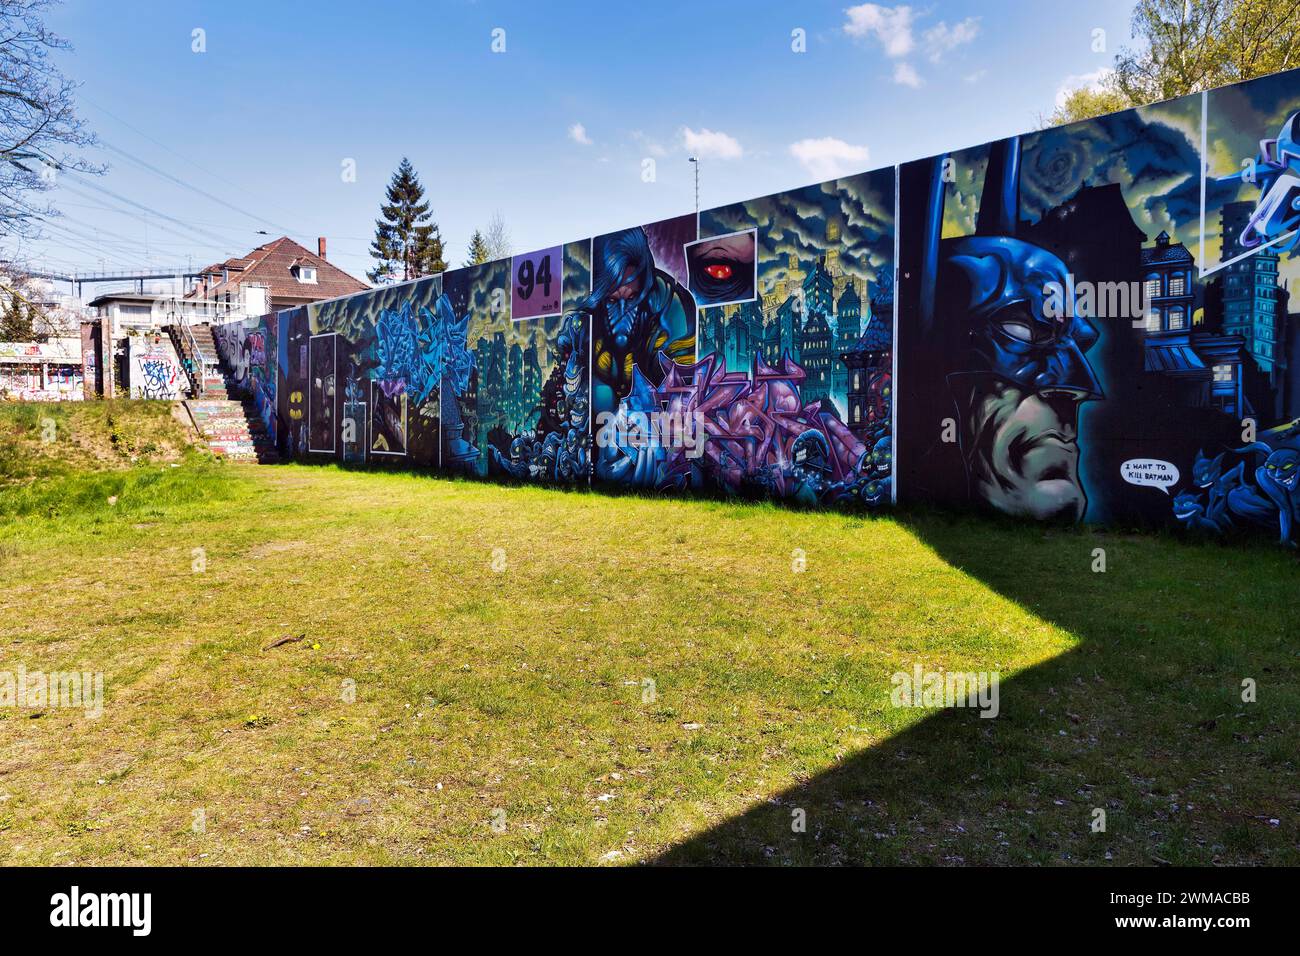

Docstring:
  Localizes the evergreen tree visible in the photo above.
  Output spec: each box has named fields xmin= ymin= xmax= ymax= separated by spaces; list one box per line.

xmin=464 ymin=230 xmax=490 ymax=267
xmin=0 ymin=291 xmax=36 ymax=342
xmin=368 ymin=157 xmax=447 ymax=283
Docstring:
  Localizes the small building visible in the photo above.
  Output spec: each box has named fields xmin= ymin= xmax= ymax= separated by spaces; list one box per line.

xmin=1220 ymin=201 xmax=1286 ymax=375
xmin=1140 ymin=231 xmax=1251 ymax=418
xmin=87 ymin=291 xmax=242 ymax=334
xmin=1141 ymin=231 xmax=1195 ymax=332
xmin=799 ymin=308 xmax=835 ymax=409
xmin=185 ymin=237 xmax=367 ymax=314
xmin=0 ymin=339 xmax=84 ymax=401
xmin=842 ymin=280 xmax=894 ymax=432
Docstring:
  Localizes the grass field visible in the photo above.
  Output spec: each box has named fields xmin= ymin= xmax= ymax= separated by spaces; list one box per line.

xmin=0 ymin=401 xmax=1297 ymax=865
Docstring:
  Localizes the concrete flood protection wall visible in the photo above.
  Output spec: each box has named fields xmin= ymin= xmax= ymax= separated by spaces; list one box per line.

xmin=215 ymin=67 xmax=1300 ymax=548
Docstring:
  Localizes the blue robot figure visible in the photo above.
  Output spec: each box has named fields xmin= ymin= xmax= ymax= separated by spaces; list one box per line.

xmin=1219 ymin=110 xmax=1300 ymax=254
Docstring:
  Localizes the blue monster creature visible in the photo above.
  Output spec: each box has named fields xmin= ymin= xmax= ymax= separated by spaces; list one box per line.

xmin=1173 ymin=492 xmax=1220 ymax=532
xmin=565 ymin=227 xmax=695 ymax=483
xmin=1227 ymin=442 xmax=1300 ymax=546
xmin=1218 ymin=110 xmax=1300 ymax=255
xmin=786 ymin=426 xmax=894 ymax=508
xmin=860 ymin=433 xmax=893 ymax=506
xmin=1173 ymin=449 xmax=1245 ymax=533
xmin=788 ymin=430 xmax=835 ymax=506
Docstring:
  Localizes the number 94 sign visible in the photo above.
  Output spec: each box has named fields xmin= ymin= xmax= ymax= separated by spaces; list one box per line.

xmin=511 ymin=246 xmax=562 ymax=320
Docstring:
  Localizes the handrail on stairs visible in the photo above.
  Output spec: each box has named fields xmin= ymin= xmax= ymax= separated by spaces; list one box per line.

xmin=170 ymin=311 xmax=208 ymax=400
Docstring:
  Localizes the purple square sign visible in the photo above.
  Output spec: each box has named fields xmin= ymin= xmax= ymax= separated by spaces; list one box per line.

xmin=510 ymin=246 xmax=563 ymax=320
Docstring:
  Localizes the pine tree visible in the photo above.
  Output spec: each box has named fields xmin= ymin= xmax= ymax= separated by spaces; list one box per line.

xmin=368 ymin=158 xmax=447 ymax=283
xmin=464 ymin=230 xmax=490 ymax=267
xmin=0 ymin=291 xmax=36 ymax=342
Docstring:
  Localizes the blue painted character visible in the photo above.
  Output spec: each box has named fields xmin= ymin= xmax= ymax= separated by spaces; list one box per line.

xmin=1227 ymin=442 xmax=1300 ymax=546
xmin=1174 ymin=449 xmax=1245 ymax=532
xmin=564 ymin=228 xmax=694 ymax=482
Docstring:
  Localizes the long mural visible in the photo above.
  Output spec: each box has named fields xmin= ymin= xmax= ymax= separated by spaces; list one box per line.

xmin=212 ymin=66 xmax=1300 ymax=546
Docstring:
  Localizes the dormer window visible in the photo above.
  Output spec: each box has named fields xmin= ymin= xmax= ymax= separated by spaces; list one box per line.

xmin=292 ymin=263 xmax=318 ymax=284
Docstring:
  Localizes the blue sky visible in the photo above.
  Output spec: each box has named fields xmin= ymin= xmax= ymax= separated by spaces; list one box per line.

xmin=19 ymin=0 xmax=1138 ymax=292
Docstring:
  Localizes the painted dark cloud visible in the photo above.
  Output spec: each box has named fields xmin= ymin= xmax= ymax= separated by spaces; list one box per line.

xmin=699 ymin=167 xmax=894 ymax=294
xmin=1021 ymin=95 xmax=1204 ymax=255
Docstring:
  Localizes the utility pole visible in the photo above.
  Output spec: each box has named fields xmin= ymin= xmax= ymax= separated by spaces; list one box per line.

xmin=688 ymin=156 xmax=699 ymax=215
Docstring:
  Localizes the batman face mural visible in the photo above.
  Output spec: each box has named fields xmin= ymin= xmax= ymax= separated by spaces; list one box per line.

xmin=900 ymin=135 xmax=1104 ymax=523
xmin=939 ymin=234 xmax=1101 ymax=520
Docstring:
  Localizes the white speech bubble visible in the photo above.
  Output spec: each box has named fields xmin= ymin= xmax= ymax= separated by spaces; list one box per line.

xmin=1120 ymin=458 xmax=1180 ymax=495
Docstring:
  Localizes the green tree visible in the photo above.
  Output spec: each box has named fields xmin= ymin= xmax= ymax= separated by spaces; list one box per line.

xmin=1048 ymin=0 xmax=1300 ymax=126
xmin=463 ymin=230 xmax=489 ymax=267
xmin=1046 ymin=84 xmax=1130 ymax=128
xmin=0 ymin=289 xmax=36 ymax=342
xmin=367 ymin=157 xmax=447 ymax=283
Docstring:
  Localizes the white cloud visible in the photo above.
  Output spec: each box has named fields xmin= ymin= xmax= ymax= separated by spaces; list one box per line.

xmin=681 ymin=126 xmax=744 ymax=160
xmin=631 ymin=129 xmax=667 ymax=157
xmin=923 ymin=17 xmax=980 ymax=62
xmin=1054 ymin=68 xmax=1113 ymax=109
xmin=843 ymin=3 xmax=915 ymax=58
xmin=568 ymin=122 xmax=592 ymax=145
xmin=964 ymin=68 xmax=988 ymax=84
xmin=789 ymin=137 xmax=872 ymax=180
xmin=893 ymin=62 xmax=922 ymax=88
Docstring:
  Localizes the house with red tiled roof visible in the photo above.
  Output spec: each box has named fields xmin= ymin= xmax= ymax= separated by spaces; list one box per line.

xmin=185 ymin=236 xmax=368 ymax=314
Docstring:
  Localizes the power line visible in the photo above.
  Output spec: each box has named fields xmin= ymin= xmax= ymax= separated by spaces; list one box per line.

xmin=20 ymin=103 xmax=377 ymax=277
xmin=79 ymin=94 xmax=341 ymax=235
xmin=101 ymin=139 xmax=304 ymax=238
xmin=57 ymin=167 xmax=241 ymax=251
xmin=52 ymin=177 xmax=235 ymax=258
xmin=5 ymin=201 xmax=140 ymax=269
xmin=56 ymin=198 xmax=372 ymax=244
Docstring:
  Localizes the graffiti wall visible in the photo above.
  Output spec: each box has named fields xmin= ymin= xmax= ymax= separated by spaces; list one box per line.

xmin=690 ymin=171 xmax=895 ymax=506
xmin=214 ymin=66 xmax=1300 ymax=546
xmin=0 ymin=341 xmax=85 ymax=401
xmin=213 ymin=314 xmax=278 ymax=442
xmin=80 ymin=322 xmax=100 ymax=400
xmin=127 ymin=336 xmax=181 ymax=400
xmin=0 ymin=363 xmax=84 ymax=401
xmin=896 ymin=67 xmax=1300 ymax=546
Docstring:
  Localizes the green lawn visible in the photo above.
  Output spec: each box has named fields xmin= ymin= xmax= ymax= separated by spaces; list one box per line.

xmin=0 ymin=403 xmax=1296 ymax=865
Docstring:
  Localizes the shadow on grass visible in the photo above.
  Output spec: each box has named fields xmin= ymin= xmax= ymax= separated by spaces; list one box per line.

xmin=654 ymin=508 xmax=1300 ymax=866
